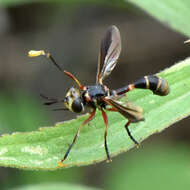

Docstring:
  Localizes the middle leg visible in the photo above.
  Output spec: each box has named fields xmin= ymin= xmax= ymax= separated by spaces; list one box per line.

xmin=101 ymin=109 xmax=112 ymax=162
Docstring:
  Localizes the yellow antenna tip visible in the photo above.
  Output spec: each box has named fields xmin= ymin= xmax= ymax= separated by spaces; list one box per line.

xmin=184 ymin=39 xmax=190 ymax=44
xmin=28 ymin=50 xmax=45 ymax=57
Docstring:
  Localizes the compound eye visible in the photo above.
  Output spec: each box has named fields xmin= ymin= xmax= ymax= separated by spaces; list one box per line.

xmin=71 ymin=98 xmax=83 ymax=113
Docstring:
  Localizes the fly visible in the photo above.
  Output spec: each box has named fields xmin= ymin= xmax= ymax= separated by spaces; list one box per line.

xmin=28 ymin=25 xmax=170 ymax=166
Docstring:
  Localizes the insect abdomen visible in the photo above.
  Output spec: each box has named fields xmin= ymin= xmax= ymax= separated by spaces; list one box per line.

xmin=134 ymin=75 xmax=169 ymax=96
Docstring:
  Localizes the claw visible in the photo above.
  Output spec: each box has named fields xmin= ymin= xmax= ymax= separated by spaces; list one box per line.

xmin=136 ymin=143 xmax=140 ymax=149
xmin=58 ymin=161 xmax=67 ymax=167
xmin=106 ymin=158 xmax=112 ymax=163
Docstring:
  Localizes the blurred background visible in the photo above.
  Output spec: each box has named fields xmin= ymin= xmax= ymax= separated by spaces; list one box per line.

xmin=0 ymin=1 xmax=190 ymax=190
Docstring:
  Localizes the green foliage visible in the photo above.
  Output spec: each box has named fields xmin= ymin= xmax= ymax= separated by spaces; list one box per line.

xmin=3 ymin=168 xmax=84 ymax=189
xmin=0 ymin=0 xmax=35 ymax=6
xmin=1 ymin=0 xmax=190 ymax=39
xmin=0 ymin=92 xmax=47 ymax=134
xmin=0 ymin=1 xmax=189 ymax=190
xmin=129 ymin=0 xmax=190 ymax=37
xmin=105 ymin=144 xmax=190 ymax=190
xmin=0 ymin=0 xmax=112 ymax=7
xmin=0 ymin=58 xmax=190 ymax=170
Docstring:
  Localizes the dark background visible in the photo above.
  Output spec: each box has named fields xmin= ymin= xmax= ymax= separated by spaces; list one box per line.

xmin=0 ymin=2 xmax=190 ymax=190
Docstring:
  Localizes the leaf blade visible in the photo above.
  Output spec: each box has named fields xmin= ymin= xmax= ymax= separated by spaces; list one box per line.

xmin=0 ymin=58 xmax=190 ymax=170
xmin=128 ymin=0 xmax=190 ymax=37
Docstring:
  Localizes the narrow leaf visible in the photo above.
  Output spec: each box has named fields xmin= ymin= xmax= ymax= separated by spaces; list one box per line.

xmin=105 ymin=144 xmax=190 ymax=190
xmin=128 ymin=0 xmax=190 ymax=37
xmin=0 ymin=58 xmax=190 ymax=170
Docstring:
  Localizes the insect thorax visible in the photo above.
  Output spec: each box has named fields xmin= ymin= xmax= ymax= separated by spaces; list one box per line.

xmin=82 ymin=84 xmax=109 ymax=109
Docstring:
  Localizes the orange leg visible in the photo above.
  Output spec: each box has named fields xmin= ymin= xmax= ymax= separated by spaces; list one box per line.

xmin=101 ymin=109 xmax=112 ymax=162
xmin=106 ymin=107 xmax=118 ymax=111
xmin=58 ymin=109 xmax=96 ymax=166
xmin=64 ymin=70 xmax=84 ymax=90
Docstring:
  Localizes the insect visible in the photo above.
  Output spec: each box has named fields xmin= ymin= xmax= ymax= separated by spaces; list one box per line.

xmin=28 ymin=25 xmax=170 ymax=166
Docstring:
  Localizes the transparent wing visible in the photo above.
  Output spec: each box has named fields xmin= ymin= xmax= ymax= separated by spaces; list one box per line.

xmin=105 ymin=98 xmax=144 ymax=123
xmin=96 ymin=25 xmax=121 ymax=84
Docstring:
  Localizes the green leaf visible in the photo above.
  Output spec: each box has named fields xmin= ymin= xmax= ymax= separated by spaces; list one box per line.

xmin=10 ymin=183 xmax=101 ymax=190
xmin=0 ymin=58 xmax=190 ymax=170
xmin=128 ymin=0 xmax=190 ymax=37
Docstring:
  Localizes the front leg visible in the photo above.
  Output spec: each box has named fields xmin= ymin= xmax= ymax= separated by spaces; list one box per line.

xmin=58 ymin=109 xmax=96 ymax=167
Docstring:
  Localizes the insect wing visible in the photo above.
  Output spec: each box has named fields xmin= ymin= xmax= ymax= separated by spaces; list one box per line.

xmin=97 ymin=25 xmax=121 ymax=84
xmin=105 ymin=98 xmax=144 ymax=123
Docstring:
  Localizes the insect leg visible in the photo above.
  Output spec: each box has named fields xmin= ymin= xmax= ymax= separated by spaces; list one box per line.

xmin=105 ymin=100 xmax=140 ymax=148
xmin=58 ymin=109 xmax=96 ymax=167
xmin=64 ymin=70 xmax=84 ymax=90
xmin=28 ymin=50 xmax=62 ymax=71
xmin=101 ymin=109 xmax=112 ymax=162
xmin=125 ymin=120 xmax=139 ymax=147
xmin=107 ymin=106 xmax=140 ymax=147
xmin=40 ymin=94 xmax=64 ymax=105
xmin=52 ymin=108 xmax=68 ymax=111
xmin=106 ymin=107 xmax=118 ymax=111
xmin=40 ymin=94 xmax=59 ymax=105
xmin=40 ymin=94 xmax=57 ymax=101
